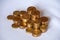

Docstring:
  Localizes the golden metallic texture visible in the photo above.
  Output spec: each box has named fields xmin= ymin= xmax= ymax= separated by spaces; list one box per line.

xmin=26 ymin=20 xmax=33 ymax=33
xmin=40 ymin=17 xmax=48 ymax=25
xmin=27 ymin=6 xmax=36 ymax=11
xmin=19 ymin=21 xmax=27 ymax=29
xmin=19 ymin=11 xmax=27 ymax=19
xmin=27 ymin=20 xmax=33 ymax=27
xmin=27 ymin=6 xmax=36 ymax=15
xmin=13 ymin=11 xmax=20 ymax=16
xmin=21 ymin=14 xmax=30 ymax=23
xmin=32 ymin=19 xmax=41 ymax=37
xmin=40 ymin=24 xmax=48 ymax=33
xmin=32 ymin=29 xmax=42 ymax=37
xmin=33 ymin=19 xmax=41 ymax=29
xmin=14 ymin=21 xmax=21 ymax=25
xmin=12 ymin=16 xmax=20 ymax=21
xmin=31 ymin=10 xmax=40 ymax=18
xmin=26 ymin=27 xmax=33 ymax=33
xmin=33 ymin=23 xmax=40 ymax=29
xmin=7 ymin=6 xmax=49 ymax=37
xmin=31 ymin=10 xmax=40 ymax=21
xmin=12 ymin=23 xmax=19 ymax=28
xmin=7 ymin=15 xmax=14 ymax=20
xmin=40 ymin=24 xmax=48 ymax=28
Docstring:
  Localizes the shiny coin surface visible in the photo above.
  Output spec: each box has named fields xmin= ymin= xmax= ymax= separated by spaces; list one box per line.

xmin=7 ymin=15 xmax=14 ymax=20
xmin=19 ymin=22 xmax=27 ymax=29
xmin=21 ymin=14 xmax=30 ymax=22
xmin=12 ymin=23 xmax=19 ymax=28
xmin=27 ymin=6 xmax=36 ymax=15
xmin=20 ymin=11 xmax=27 ymax=18
xmin=31 ymin=10 xmax=40 ymax=21
xmin=33 ymin=19 xmax=41 ymax=29
xmin=13 ymin=11 xmax=20 ymax=16
xmin=31 ymin=10 xmax=40 ymax=18
xmin=40 ymin=25 xmax=48 ymax=33
xmin=12 ymin=16 xmax=20 ymax=21
xmin=27 ymin=6 xmax=36 ymax=12
xmin=40 ymin=17 xmax=49 ymax=25
xmin=26 ymin=27 xmax=33 ymax=33
xmin=32 ymin=29 xmax=42 ymax=37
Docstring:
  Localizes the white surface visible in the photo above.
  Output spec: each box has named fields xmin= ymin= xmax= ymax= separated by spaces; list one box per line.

xmin=0 ymin=0 xmax=60 ymax=40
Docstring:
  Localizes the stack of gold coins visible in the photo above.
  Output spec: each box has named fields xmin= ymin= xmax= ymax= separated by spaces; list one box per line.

xmin=19 ymin=11 xmax=27 ymax=19
xmin=40 ymin=17 xmax=49 ymax=33
xmin=19 ymin=11 xmax=30 ymax=29
xmin=7 ymin=6 xmax=49 ymax=37
xmin=31 ymin=10 xmax=40 ymax=21
xmin=32 ymin=20 xmax=42 ymax=37
xmin=12 ymin=11 xmax=20 ymax=28
xmin=26 ymin=20 xmax=33 ymax=33
xmin=32 ymin=29 xmax=42 ymax=37
xmin=12 ymin=22 xmax=20 ymax=28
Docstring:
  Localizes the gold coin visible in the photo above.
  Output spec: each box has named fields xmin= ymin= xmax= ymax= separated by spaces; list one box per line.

xmin=19 ymin=11 xmax=27 ymax=18
xmin=14 ymin=21 xmax=21 ymax=25
xmin=12 ymin=23 xmax=19 ymax=28
xmin=40 ymin=25 xmax=48 ymax=33
xmin=40 ymin=17 xmax=49 ymax=25
xmin=12 ymin=16 xmax=20 ymax=21
xmin=19 ymin=21 xmax=27 ymax=29
xmin=33 ymin=19 xmax=41 ymax=29
xmin=27 ymin=6 xmax=36 ymax=15
xmin=27 ymin=20 xmax=33 ymax=27
xmin=26 ymin=20 xmax=33 ymax=33
xmin=31 ymin=10 xmax=40 ymax=17
xmin=27 ymin=6 xmax=36 ymax=12
xmin=7 ymin=15 xmax=14 ymax=20
xmin=26 ymin=27 xmax=32 ymax=33
xmin=13 ymin=11 xmax=20 ymax=16
xmin=21 ymin=13 xmax=30 ymax=23
xmin=32 ymin=29 xmax=42 ymax=37
xmin=41 ymin=24 xmax=48 ymax=28
xmin=31 ymin=10 xmax=40 ymax=21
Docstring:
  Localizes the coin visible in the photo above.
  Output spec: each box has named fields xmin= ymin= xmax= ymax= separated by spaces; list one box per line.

xmin=32 ymin=29 xmax=42 ymax=37
xmin=13 ymin=11 xmax=20 ymax=16
xmin=7 ymin=15 xmax=14 ymax=20
xmin=40 ymin=17 xmax=49 ymax=25
xmin=27 ymin=6 xmax=36 ymax=15
xmin=12 ymin=23 xmax=19 ymax=28
xmin=40 ymin=24 xmax=48 ymax=33
xmin=19 ymin=11 xmax=27 ymax=18
xmin=19 ymin=21 xmax=27 ymax=29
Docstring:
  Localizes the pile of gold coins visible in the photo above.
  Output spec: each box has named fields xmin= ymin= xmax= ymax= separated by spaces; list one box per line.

xmin=7 ymin=6 xmax=49 ymax=37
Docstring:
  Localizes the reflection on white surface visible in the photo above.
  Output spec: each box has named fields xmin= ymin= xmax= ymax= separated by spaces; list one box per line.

xmin=0 ymin=0 xmax=60 ymax=40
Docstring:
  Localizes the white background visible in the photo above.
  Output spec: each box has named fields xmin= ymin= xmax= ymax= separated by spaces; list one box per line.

xmin=0 ymin=0 xmax=60 ymax=40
